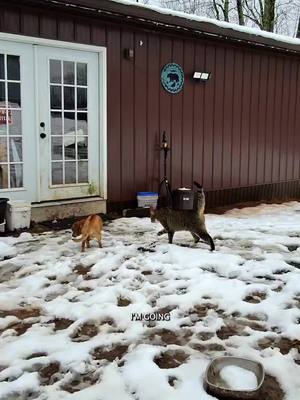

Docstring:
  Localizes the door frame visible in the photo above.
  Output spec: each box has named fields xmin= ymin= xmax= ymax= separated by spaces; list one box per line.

xmin=0 ymin=40 xmax=36 ymax=201
xmin=37 ymin=46 xmax=100 ymax=201
xmin=0 ymin=32 xmax=107 ymax=202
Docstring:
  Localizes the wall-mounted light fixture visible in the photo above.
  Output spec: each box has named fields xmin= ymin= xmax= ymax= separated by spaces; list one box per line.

xmin=124 ymin=48 xmax=134 ymax=60
xmin=193 ymin=71 xmax=211 ymax=81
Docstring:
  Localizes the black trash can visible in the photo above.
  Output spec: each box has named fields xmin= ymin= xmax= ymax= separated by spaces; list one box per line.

xmin=172 ymin=189 xmax=196 ymax=210
xmin=0 ymin=198 xmax=9 ymax=223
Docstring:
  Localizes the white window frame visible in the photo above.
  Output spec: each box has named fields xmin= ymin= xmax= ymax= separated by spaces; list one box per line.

xmin=0 ymin=54 xmax=23 ymax=190
xmin=0 ymin=32 xmax=107 ymax=201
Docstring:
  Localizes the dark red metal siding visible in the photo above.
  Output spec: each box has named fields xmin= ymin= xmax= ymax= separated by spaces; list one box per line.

xmin=222 ymin=48 xmax=234 ymax=188
xmin=146 ymin=35 xmax=160 ymax=192
xmin=294 ymin=63 xmax=300 ymax=180
xmin=107 ymin=27 xmax=121 ymax=202
xmin=170 ymin=38 xmax=184 ymax=190
xmin=1 ymin=4 xmax=300 ymax=206
xmin=193 ymin=44 xmax=205 ymax=186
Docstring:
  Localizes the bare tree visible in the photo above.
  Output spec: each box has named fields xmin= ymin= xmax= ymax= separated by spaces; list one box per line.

xmin=159 ymin=0 xmax=300 ymax=36
xmin=236 ymin=0 xmax=245 ymax=25
xmin=243 ymin=0 xmax=276 ymax=31
xmin=294 ymin=6 xmax=300 ymax=37
xmin=265 ymin=0 xmax=276 ymax=31
xmin=212 ymin=0 xmax=230 ymax=21
xmin=244 ymin=0 xmax=300 ymax=34
xmin=162 ymin=0 xmax=212 ymax=15
xmin=297 ymin=15 xmax=300 ymax=37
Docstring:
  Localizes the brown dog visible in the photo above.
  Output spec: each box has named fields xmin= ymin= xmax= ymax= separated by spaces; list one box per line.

xmin=72 ymin=214 xmax=103 ymax=252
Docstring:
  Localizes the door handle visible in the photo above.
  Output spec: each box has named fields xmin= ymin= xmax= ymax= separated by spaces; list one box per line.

xmin=40 ymin=122 xmax=46 ymax=139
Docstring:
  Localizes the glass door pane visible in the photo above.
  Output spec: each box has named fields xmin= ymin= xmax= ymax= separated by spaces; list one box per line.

xmin=0 ymin=53 xmax=23 ymax=189
xmin=49 ymin=59 xmax=88 ymax=186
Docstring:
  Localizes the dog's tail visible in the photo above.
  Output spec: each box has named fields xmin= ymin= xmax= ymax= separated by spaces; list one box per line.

xmin=72 ymin=234 xmax=87 ymax=242
xmin=193 ymin=181 xmax=203 ymax=191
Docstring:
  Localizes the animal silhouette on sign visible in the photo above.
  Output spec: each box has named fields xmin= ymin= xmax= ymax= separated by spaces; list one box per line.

xmin=167 ymin=73 xmax=179 ymax=88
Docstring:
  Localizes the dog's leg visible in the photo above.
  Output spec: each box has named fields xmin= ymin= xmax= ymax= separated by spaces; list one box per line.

xmin=168 ymin=231 xmax=174 ymax=244
xmin=191 ymin=232 xmax=200 ymax=243
xmin=98 ymin=232 xmax=102 ymax=248
xmin=196 ymin=230 xmax=215 ymax=251
xmin=158 ymin=220 xmax=169 ymax=237
xmin=86 ymin=237 xmax=91 ymax=248
xmin=207 ymin=234 xmax=215 ymax=252
xmin=81 ymin=241 xmax=86 ymax=252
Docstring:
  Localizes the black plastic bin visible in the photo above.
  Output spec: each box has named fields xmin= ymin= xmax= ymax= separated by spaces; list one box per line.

xmin=0 ymin=198 xmax=9 ymax=223
xmin=172 ymin=189 xmax=196 ymax=210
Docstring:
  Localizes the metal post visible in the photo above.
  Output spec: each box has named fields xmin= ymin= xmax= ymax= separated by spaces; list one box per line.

xmin=158 ymin=131 xmax=172 ymax=208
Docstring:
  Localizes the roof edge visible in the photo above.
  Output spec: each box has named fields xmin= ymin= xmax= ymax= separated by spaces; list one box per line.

xmin=9 ymin=0 xmax=300 ymax=54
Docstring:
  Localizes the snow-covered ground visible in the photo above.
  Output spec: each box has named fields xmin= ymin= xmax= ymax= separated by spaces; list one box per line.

xmin=0 ymin=202 xmax=300 ymax=400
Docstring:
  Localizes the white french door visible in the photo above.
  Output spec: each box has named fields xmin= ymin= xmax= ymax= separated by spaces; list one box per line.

xmin=0 ymin=35 xmax=105 ymax=203
xmin=37 ymin=46 xmax=100 ymax=201
xmin=0 ymin=41 xmax=36 ymax=201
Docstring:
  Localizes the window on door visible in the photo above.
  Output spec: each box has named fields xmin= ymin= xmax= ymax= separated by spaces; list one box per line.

xmin=0 ymin=53 xmax=23 ymax=189
xmin=49 ymin=59 xmax=89 ymax=186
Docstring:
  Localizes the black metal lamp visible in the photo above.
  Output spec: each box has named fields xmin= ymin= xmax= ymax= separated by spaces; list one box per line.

xmin=158 ymin=131 xmax=172 ymax=208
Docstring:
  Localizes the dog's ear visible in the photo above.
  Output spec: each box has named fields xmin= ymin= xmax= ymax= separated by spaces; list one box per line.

xmin=193 ymin=181 xmax=202 ymax=190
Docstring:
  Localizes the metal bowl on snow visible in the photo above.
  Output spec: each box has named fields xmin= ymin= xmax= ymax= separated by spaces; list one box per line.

xmin=204 ymin=356 xmax=265 ymax=399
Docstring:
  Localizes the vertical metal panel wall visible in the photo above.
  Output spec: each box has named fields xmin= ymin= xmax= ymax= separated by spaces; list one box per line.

xmin=1 ymin=4 xmax=300 ymax=208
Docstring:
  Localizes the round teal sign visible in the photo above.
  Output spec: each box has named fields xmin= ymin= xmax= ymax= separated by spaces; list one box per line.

xmin=161 ymin=63 xmax=184 ymax=94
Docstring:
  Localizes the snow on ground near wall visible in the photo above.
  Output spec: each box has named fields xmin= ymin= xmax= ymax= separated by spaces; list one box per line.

xmin=0 ymin=202 xmax=300 ymax=399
